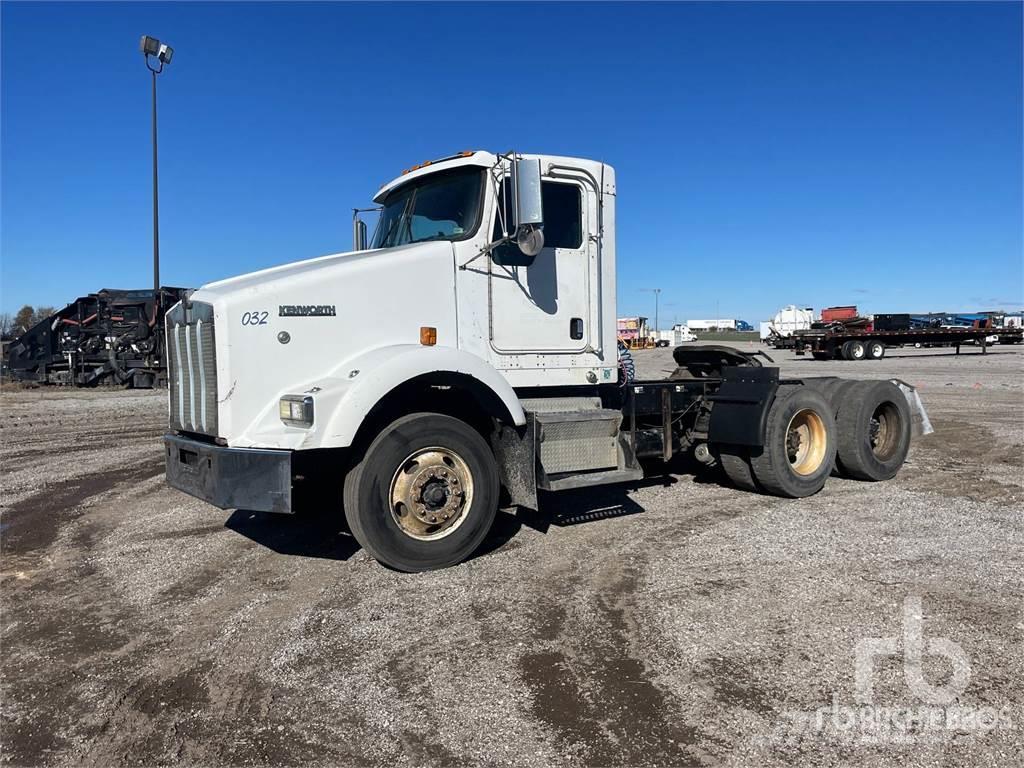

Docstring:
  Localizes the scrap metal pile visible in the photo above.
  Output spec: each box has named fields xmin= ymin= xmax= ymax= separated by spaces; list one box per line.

xmin=5 ymin=287 xmax=189 ymax=388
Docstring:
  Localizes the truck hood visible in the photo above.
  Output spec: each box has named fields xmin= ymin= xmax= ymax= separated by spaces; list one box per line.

xmin=195 ymin=243 xmax=423 ymax=299
xmin=181 ymin=240 xmax=459 ymax=447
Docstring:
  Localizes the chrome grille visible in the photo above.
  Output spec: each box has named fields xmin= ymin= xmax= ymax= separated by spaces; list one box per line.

xmin=166 ymin=301 xmax=218 ymax=436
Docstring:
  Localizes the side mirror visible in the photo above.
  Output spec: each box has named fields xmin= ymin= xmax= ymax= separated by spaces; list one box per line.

xmin=352 ymin=210 xmax=368 ymax=251
xmin=511 ymin=157 xmax=544 ymax=257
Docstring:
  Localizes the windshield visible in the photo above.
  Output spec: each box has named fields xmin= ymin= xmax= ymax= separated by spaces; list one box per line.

xmin=372 ymin=166 xmax=483 ymax=249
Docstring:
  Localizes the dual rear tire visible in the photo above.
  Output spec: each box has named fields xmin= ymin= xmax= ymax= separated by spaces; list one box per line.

xmin=718 ymin=378 xmax=912 ymax=496
xmin=835 ymin=380 xmax=911 ymax=480
xmin=719 ymin=385 xmax=836 ymax=498
xmin=837 ymin=339 xmax=885 ymax=360
xmin=841 ymin=340 xmax=866 ymax=361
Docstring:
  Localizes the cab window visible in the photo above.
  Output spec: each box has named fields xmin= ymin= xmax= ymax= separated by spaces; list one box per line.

xmin=492 ymin=179 xmax=583 ymax=262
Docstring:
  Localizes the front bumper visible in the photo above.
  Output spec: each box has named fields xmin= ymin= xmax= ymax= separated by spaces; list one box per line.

xmin=163 ymin=433 xmax=293 ymax=514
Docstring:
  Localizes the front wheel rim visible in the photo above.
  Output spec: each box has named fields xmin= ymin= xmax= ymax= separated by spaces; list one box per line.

xmin=786 ymin=409 xmax=828 ymax=476
xmin=389 ymin=447 xmax=474 ymax=540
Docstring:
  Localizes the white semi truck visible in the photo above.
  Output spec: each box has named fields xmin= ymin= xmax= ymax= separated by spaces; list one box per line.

xmin=164 ymin=151 xmax=929 ymax=571
xmin=655 ymin=325 xmax=697 ymax=347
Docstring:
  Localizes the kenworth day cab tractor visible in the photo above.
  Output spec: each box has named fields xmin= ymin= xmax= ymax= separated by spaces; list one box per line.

xmin=164 ymin=151 xmax=931 ymax=571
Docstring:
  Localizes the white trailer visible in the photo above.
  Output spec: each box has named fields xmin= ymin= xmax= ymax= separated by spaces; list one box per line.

xmin=164 ymin=150 xmax=929 ymax=571
xmin=998 ymin=314 xmax=1023 ymax=329
xmin=687 ymin=318 xmax=737 ymax=331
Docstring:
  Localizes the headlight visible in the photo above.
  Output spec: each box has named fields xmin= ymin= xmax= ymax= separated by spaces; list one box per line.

xmin=279 ymin=395 xmax=314 ymax=427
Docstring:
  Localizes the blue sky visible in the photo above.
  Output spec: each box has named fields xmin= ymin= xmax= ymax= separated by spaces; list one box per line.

xmin=2 ymin=1 xmax=1021 ymax=324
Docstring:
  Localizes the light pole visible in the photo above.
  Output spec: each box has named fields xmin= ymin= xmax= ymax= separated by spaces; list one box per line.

xmin=640 ymin=287 xmax=662 ymax=339
xmin=139 ymin=35 xmax=173 ymax=297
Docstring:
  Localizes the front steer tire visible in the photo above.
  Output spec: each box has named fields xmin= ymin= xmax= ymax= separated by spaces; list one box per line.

xmin=750 ymin=386 xmax=837 ymax=498
xmin=343 ymin=413 xmax=499 ymax=572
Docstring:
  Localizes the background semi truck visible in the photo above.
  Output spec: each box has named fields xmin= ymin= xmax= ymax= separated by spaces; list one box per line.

xmin=163 ymin=151 xmax=930 ymax=571
xmin=655 ymin=324 xmax=697 ymax=347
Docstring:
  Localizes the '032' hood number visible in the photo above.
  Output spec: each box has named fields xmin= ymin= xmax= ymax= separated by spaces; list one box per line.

xmin=241 ymin=311 xmax=269 ymax=326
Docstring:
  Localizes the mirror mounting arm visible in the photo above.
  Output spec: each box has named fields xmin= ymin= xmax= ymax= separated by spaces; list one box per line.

xmin=458 ymin=235 xmax=516 ymax=271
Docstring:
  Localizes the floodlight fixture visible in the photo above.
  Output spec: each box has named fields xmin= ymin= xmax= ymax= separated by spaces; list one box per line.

xmin=140 ymin=35 xmax=173 ymax=71
xmin=140 ymin=35 xmax=160 ymax=56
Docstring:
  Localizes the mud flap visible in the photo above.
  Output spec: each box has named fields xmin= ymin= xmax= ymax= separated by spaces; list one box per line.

xmin=491 ymin=415 xmax=538 ymax=511
xmin=706 ymin=366 xmax=780 ymax=448
xmin=891 ymin=379 xmax=934 ymax=437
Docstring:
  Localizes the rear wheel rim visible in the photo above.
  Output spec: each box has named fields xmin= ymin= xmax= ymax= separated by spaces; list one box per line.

xmin=389 ymin=447 xmax=474 ymax=540
xmin=869 ymin=403 xmax=901 ymax=460
xmin=786 ymin=409 xmax=828 ymax=475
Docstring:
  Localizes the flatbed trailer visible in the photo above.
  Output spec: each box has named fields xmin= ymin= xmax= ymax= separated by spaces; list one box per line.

xmin=793 ymin=326 xmax=1023 ymax=360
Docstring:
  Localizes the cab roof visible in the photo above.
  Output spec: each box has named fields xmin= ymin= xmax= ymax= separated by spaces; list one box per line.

xmin=373 ymin=151 xmax=496 ymax=203
xmin=373 ymin=151 xmax=615 ymax=203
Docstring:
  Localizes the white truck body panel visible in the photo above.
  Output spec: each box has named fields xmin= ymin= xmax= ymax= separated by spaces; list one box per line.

xmin=173 ymin=152 xmax=617 ymax=449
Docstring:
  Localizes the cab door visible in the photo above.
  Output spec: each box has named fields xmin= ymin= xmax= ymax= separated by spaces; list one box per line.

xmin=488 ymin=177 xmax=595 ymax=354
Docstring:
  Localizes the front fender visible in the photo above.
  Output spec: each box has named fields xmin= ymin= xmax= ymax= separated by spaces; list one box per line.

xmin=232 ymin=345 xmax=515 ymax=452
xmin=320 ymin=345 xmax=525 ymax=448
xmin=231 ymin=345 xmax=525 ymax=450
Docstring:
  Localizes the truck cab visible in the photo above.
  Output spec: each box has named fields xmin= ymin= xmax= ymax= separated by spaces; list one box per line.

xmin=164 ymin=150 xmax=927 ymax=571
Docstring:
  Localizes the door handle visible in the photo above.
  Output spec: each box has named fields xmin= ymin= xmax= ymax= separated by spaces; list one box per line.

xmin=570 ymin=317 xmax=584 ymax=340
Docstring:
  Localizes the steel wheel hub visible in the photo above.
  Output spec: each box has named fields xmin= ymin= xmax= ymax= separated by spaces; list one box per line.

xmin=389 ymin=448 xmax=474 ymax=540
xmin=869 ymin=403 xmax=899 ymax=459
xmin=785 ymin=408 xmax=827 ymax=476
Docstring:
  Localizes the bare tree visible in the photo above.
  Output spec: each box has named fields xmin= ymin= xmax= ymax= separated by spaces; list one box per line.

xmin=13 ymin=305 xmax=34 ymax=334
xmin=32 ymin=307 xmax=57 ymax=326
xmin=0 ymin=312 xmax=12 ymax=339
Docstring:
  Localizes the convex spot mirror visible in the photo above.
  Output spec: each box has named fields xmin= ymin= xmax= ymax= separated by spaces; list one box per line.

xmin=517 ymin=227 xmax=545 ymax=257
xmin=511 ymin=157 xmax=544 ymax=257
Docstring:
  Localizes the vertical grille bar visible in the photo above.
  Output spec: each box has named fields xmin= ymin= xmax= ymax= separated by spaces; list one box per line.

xmin=174 ymin=324 xmax=185 ymax=427
xmin=200 ymin=323 xmax=218 ymax=435
xmin=196 ymin=319 xmax=207 ymax=431
xmin=185 ymin=326 xmax=196 ymax=429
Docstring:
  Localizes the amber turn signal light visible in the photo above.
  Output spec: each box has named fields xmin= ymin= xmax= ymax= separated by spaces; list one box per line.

xmin=420 ymin=326 xmax=437 ymax=346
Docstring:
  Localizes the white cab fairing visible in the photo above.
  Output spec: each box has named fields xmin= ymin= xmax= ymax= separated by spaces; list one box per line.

xmin=185 ymin=241 xmax=460 ymax=449
xmin=175 ymin=152 xmax=618 ymax=450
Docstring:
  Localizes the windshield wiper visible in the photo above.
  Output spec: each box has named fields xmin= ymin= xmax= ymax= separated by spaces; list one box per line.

xmin=380 ymin=217 xmax=402 ymax=248
xmin=377 ymin=194 xmax=414 ymax=248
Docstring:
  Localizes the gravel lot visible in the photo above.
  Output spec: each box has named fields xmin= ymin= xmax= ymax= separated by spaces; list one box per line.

xmin=2 ymin=344 xmax=1022 ymax=766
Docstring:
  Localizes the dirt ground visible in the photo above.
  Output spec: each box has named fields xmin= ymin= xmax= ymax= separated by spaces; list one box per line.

xmin=2 ymin=344 xmax=1022 ymax=767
